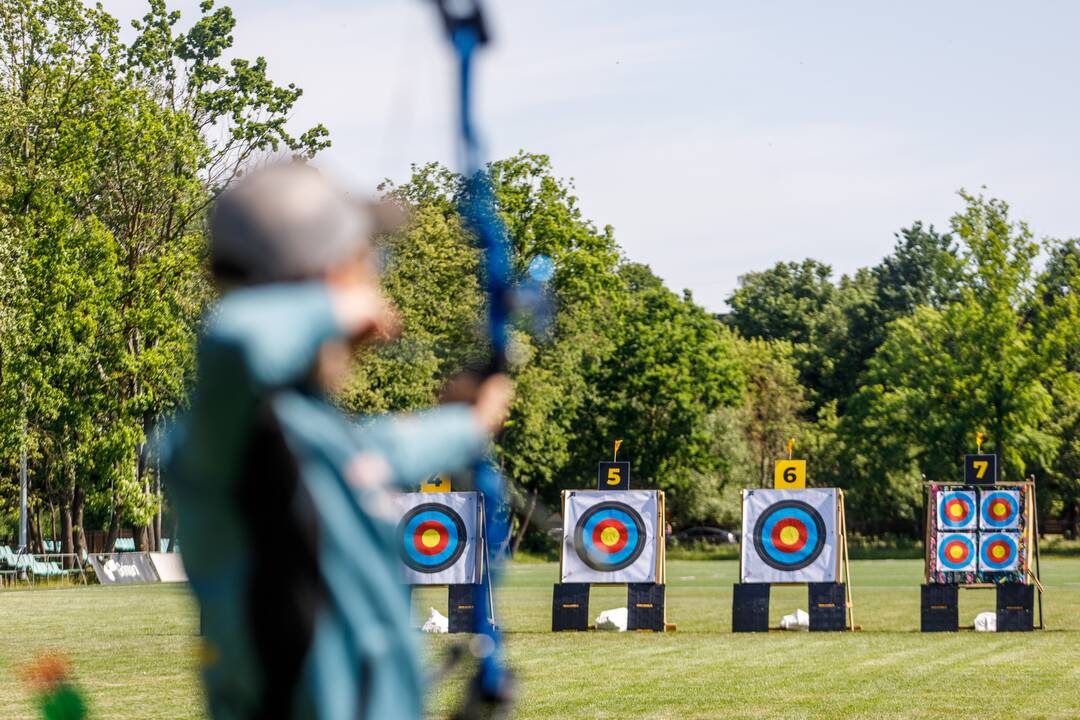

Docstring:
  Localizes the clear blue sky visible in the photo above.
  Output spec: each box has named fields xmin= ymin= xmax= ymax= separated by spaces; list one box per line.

xmin=106 ymin=0 xmax=1080 ymax=310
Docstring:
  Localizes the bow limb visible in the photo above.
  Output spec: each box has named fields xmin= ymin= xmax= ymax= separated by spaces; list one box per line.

xmin=431 ymin=1 xmax=515 ymax=716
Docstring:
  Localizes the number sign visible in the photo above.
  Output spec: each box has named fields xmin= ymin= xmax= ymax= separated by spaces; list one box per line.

xmin=774 ymin=460 xmax=807 ymax=489
xmin=964 ymin=454 xmax=998 ymax=485
xmin=597 ymin=461 xmax=630 ymax=491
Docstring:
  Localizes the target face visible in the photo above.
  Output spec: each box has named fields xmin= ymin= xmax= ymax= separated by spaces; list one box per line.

xmin=979 ymin=490 xmax=1020 ymax=530
xmin=979 ymin=532 xmax=1020 ymax=572
xmin=398 ymin=503 xmax=467 ymax=574
xmin=936 ymin=533 xmax=977 ymax=572
xmin=752 ymin=500 xmax=826 ymax=571
xmin=937 ymin=490 xmax=976 ymax=530
xmin=573 ymin=501 xmax=647 ymax=572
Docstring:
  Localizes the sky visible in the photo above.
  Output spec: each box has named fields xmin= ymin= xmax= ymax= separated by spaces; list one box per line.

xmin=103 ymin=0 xmax=1080 ymax=310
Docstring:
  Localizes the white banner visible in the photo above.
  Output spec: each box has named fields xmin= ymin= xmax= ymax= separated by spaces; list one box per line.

xmin=740 ymin=488 xmax=838 ymax=584
xmin=560 ymin=490 xmax=660 ymax=584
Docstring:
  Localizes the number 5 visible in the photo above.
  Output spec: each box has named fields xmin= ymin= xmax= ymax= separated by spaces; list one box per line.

xmin=607 ymin=467 xmax=621 ymax=485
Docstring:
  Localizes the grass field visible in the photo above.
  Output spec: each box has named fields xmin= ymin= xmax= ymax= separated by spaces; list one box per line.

xmin=1 ymin=559 xmax=1078 ymax=719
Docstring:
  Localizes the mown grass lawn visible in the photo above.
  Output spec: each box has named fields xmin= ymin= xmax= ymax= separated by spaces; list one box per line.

xmin=0 ymin=558 xmax=1078 ymax=719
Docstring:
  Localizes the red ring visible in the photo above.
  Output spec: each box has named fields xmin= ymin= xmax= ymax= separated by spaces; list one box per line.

xmin=985 ymin=539 xmax=1013 ymax=565
xmin=771 ymin=518 xmax=808 ymax=552
xmin=413 ymin=520 xmax=449 ymax=556
xmin=988 ymin=499 xmax=1012 ymax=522
xmin=944 ymin=498 xmax=971 ymax=522
xmin=591 ymin=519 xmax=628 ymax=554
xmin=943 ymin=538 xmax=970 ymax=564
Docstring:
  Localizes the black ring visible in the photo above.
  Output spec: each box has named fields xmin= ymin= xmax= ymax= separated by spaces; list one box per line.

xmin=398 ymin=503 xmax=468 ymax=573
xmin=573 ymin=501 xmax=647 ymax=572
xmin=752 ymin=499 xmax=826 ymax=571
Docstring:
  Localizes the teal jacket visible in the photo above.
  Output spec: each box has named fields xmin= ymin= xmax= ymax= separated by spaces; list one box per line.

xmin=163 ymin=283 xmax=488 ymax=720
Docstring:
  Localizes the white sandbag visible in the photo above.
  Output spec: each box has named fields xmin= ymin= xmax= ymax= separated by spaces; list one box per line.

xmin=974 ymin=611 xmax=997 ymax=632
xmin=422 ymin=607 xmax=449 ymax=634
xmin=780 ymin=608 xmax=810 ymax=631
xmin=595 ymin=607 xmax=628 ymax=631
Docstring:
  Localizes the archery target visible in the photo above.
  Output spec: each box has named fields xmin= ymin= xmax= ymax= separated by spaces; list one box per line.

xmin=979 ymin=490 xmax=1021 ymax=530
xmin=561 ymin=491 xmax=660 ymax=583
xmin=391 ymin=492 xmax=481 ymax=585
xmin=979 ymin=532 xmax=1021 ymax=572
xmin=573 ymin=501 xmax=647 ymax=571
xmin=740 ymin=488 xmax=838 ymax=583
xmin=937 ymin=490 xmax=977 ymax=530
xmin=936 ymin=532 xmax=977 ymax=572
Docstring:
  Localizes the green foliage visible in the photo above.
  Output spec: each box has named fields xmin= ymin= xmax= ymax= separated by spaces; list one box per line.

xmin=0 ymin=0 xmax=324 ymax=550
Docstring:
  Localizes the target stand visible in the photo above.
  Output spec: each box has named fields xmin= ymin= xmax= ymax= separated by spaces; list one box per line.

xmin=552 ymin=488 xmax=670 ymax=632
xmin=733 ymin=487 xmax=855 ymax=632
xmin=921 ymin=478 xmax=1044 ymax=632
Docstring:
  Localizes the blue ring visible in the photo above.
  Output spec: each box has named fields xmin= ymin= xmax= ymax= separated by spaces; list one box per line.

xmin=937 ymin=533 xmax=976 ymax=571
xmin=938 ymin=491 xmax=976 ymax=529
xmin=979 ymin=533 xmax=1018 ymax=571
xmin=573 ymin=501 xmax=647 ymax=572
xmin=759 ymin=508 xmax=820 ymax=565
xmin=397 ymin=504 xmax=466 ymax=573
xmin=980 ymin=491 xmax=1019 ymax=529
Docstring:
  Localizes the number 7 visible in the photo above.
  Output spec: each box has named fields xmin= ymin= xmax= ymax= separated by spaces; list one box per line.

xmin=974 ymin=460 xmax=988 ymax=479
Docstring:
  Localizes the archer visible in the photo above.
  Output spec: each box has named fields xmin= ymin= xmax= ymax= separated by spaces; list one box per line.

xmin=162 ymin=162 xmax=513 ymax=720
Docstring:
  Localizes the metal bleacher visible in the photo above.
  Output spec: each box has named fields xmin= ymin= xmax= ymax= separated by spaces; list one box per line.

xmin=0 ymin=545 xmax=87 ymax=587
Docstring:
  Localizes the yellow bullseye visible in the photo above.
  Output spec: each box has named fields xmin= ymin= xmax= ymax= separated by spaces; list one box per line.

xmin=992 ymin=502 xmax=1006 ymax=517
xmin=421 ymin=528 xmax=441 ymax=548
xmin=600 ymin=526 xmax=620 ymax=546
xmin=992 ymin=545 xmax=1006 ymax=560
xmin=948 ymin=504 xmax=963 ymax=519
xmin=779 ymin=526 xmax=801 ymax=546
xmin=948 ymin=545 xmax=964 ymax=560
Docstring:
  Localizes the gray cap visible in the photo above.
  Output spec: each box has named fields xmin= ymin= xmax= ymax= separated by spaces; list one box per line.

xmin=210 ymin=163 xmax=373 ymax=284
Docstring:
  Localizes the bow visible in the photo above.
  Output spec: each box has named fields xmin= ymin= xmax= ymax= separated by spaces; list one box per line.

xmin=430 ymin=1 xmax=515 ymax=717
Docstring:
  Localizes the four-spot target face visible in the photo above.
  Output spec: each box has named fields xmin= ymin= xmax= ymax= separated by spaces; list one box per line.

xmin=740 ymin=488 xmax=838 ymax=584
xmin=936 ymin=533 xmax=977 ymax=572
xmin=979 ymin=532 xmax=1020 ymax=572
xmin=751 ymin=500 xmax=826 ymax=571
xmin=979 ymin=490 xmax=1020 ymax=530
xmin=399 ymin=503 xmax=467 ymax=573
xmin=391 ymin=492 xmax=481 ymax=585
xmin=561 ymin=490 xmax=660 ymax=583
xmin=937 ymin=490 xmax=976 ymax=530
xmin=573 ymin=501 xmax=647 ymax=572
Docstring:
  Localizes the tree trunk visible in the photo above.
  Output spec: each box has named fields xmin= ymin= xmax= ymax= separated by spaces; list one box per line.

xmin=104 ymin=503 xmax=121 ymax=553
xmin=73 ymin=486 xmax=87 ymax=561
xmin=60 ymin=491 xmax=74 ymax=569
xmin=29 ymin=510 xmax=45 ymax=555
xmin=511 ymin=489 xmax=539 ymax=556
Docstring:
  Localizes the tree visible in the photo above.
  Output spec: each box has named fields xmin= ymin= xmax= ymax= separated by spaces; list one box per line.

xmin=737 ymin=339 xmax=807 ymax=489
xmin=841 ymin=194 xmax=1054 ymax=532
xmin=0 ymin=0 xmax=327 ymax=553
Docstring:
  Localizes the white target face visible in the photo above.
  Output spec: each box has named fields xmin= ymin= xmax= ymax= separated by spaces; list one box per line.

xmin=560 ymin=490 xmax=660 ymax=584
xmin=740 ymin=488 xmax=838 ymax=583
xmin=391 ymin=492 xmax=482 ymax=585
